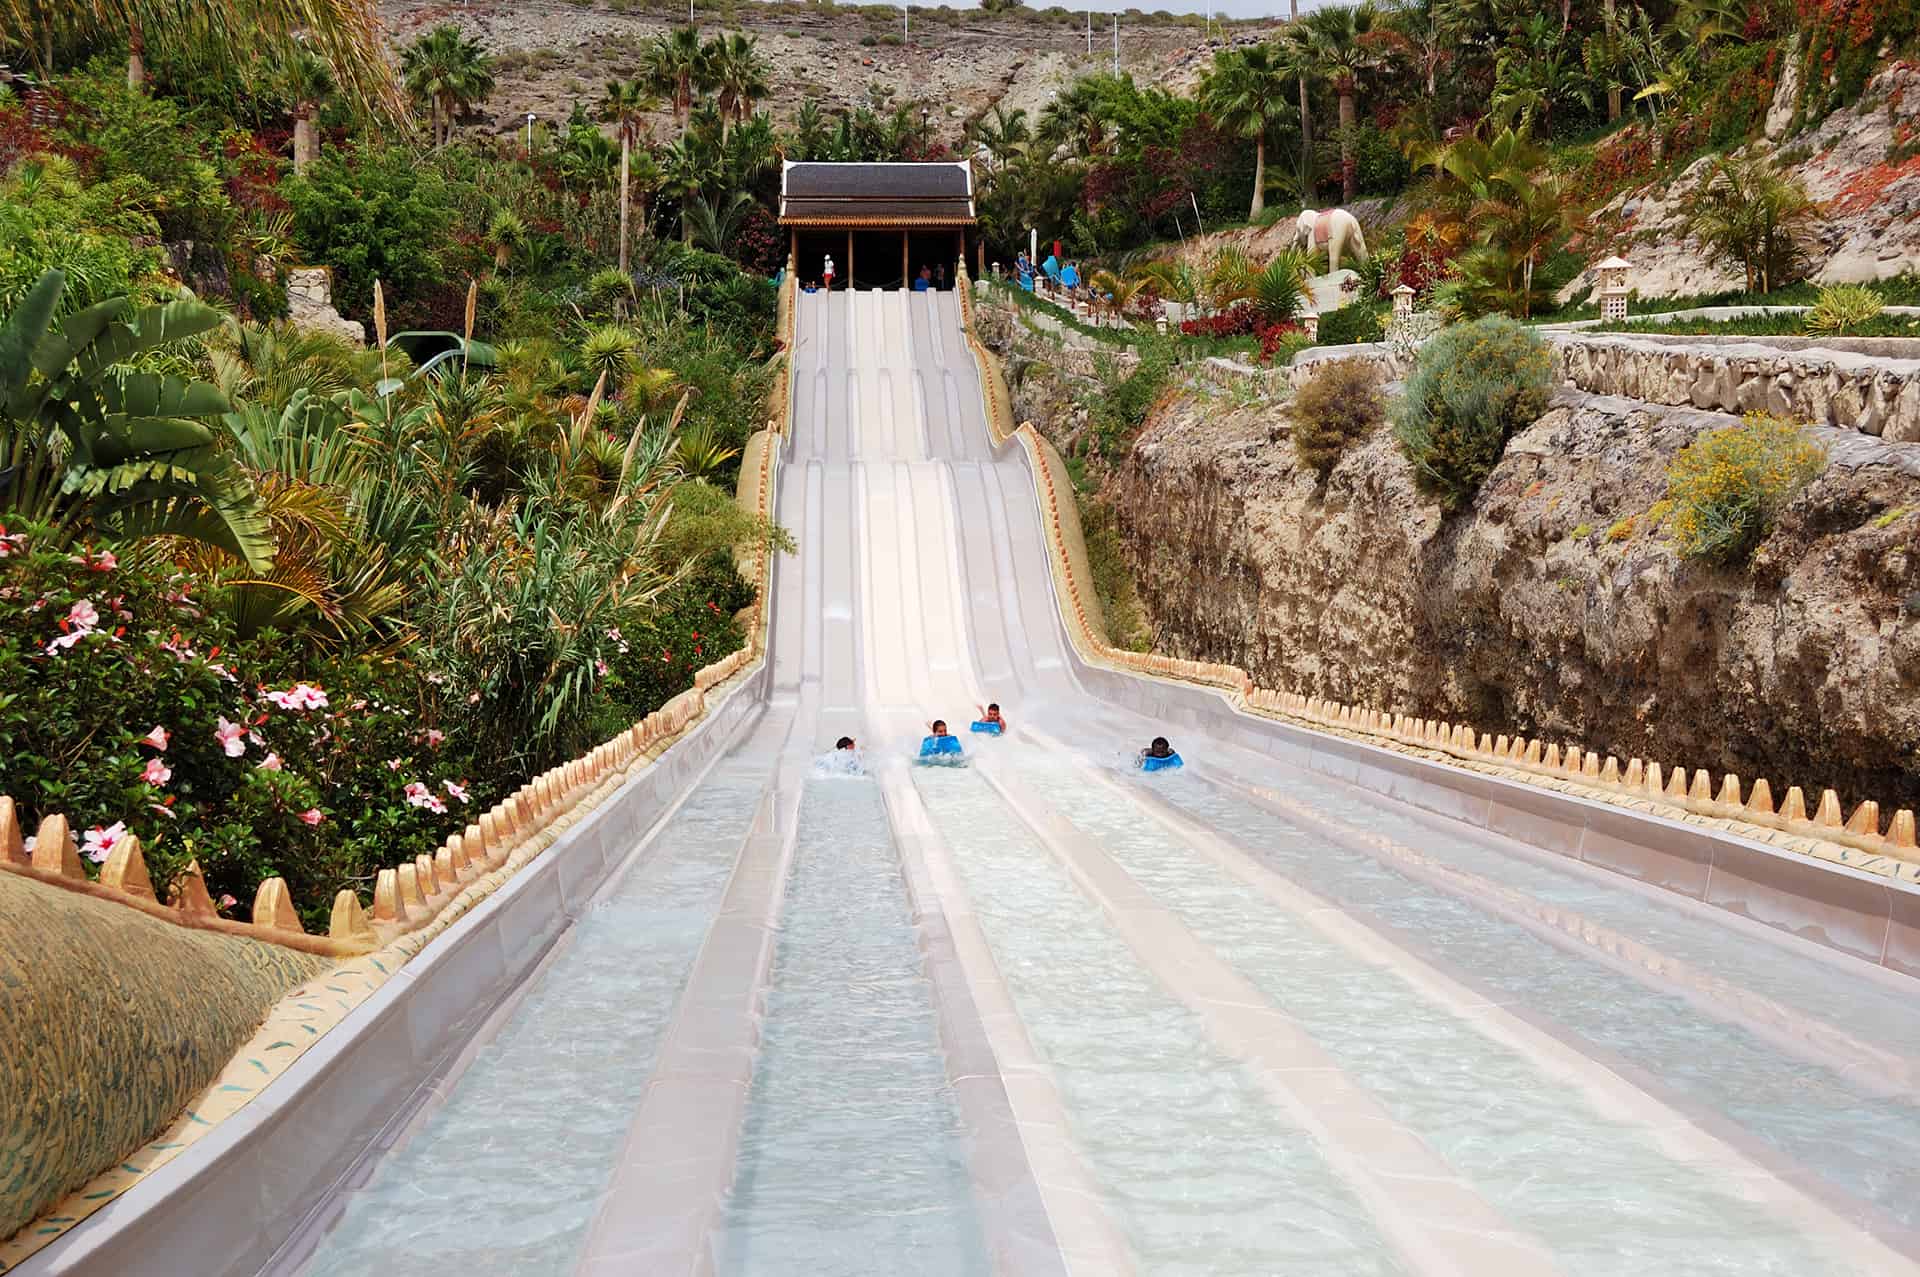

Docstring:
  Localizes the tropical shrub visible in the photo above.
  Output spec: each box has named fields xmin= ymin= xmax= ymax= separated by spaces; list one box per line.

xmin=1392 ymin=316 xmax=1555 ymax=510
xmin=285 ymin=143 xmax=458 ymax=322
xmin=1663 ymin=413 xmax=1828 ymax=566
xmin=1316 ymin=300 xmax=1384 ymax=346
xmin=1292 ymin=359 xmax=1385 ymax=478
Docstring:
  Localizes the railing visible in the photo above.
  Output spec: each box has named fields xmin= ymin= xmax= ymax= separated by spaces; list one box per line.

xmin=1011 ymin=418 xmax=1918 ymax=882
xmin=955 ymin=260 xmax=1018 ymax=447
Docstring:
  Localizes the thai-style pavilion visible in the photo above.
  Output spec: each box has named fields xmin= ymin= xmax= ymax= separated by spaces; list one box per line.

xmin=779 ymin=160 xmax=977 ymax=289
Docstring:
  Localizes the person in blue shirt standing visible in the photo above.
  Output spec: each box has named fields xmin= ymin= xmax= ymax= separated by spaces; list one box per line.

xmin=919 ymin=719 xmax=964 ymax=760
xmin=1137 ymin=736 xmax=1182 ymax=771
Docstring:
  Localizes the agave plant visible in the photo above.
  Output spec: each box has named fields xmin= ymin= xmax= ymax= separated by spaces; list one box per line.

xmin=1802 ymin=285 xmax=1884 ymax=338
xmin=0 ymin=269 xmax=274 ymax=568
xmin=1251 ymin=250 xmax=1316 ymax=325
xmin=670 ymin=422 xmax=740 ymax=480
xmin=579 ymin=323 xmax=642 ymax=393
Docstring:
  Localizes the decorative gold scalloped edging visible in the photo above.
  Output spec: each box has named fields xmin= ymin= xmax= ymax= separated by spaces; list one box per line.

xmin=0 ymin=338 xmax=788 ymax=1272
xmin=1008 ymin=417 xmax=1918 ymax=886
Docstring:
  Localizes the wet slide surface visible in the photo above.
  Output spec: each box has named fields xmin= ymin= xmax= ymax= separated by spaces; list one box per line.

xmin=285 ymin=288 xmax=1920 ymax=1276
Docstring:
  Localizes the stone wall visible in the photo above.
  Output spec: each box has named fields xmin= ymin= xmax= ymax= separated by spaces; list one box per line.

xmin=1550 ymin=333 xmax=1920 ymax=442
xmin=286 ymin=267 xmax=366 ymax=346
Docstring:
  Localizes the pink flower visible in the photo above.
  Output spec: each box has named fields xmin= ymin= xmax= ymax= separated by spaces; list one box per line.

xmin=265 ymin=682 xmax=329 ymax=711
xmin=0 ymin=526 xmax=25 ymax=557
xmin=425 ymin=729 xmax=446 ymax=748
xmin=214 ymin=716 xmax=247 ymax=758
xmin=141 ymin=758 xmax=172 ymax=786
xmin=67 ymin=599 xmax=99 ymax=629
xmin=299 ymin=808 xmax=324 ymax=826
xmin=443 ymin=779 xmax=470 ymax=804
xmin=386 ymin=758 xmax=404 ymax=771
xmin=595 ymin=659 xmax=610 ymax=677
xmin=404 ymin=781 xmax=433 ymax=807
xmin=257 ymin=753 xmax=283 ymax=772
xmin=140 ymin=725 xmax=170 ymax=751
xmin=87 ymin=550 xmax=117 ymax=571
xmin=217 ymin=893 xmax=237 ymax=910
xmin=81 ymin=821 xmax=127 ymax=864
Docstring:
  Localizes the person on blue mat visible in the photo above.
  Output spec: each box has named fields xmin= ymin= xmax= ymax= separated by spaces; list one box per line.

xmin=836 ymin=736 xmax=856 ymax=751
xmin=920 ymin=720 xmax=964 ymax=759
xmin=1137 ymin=736 xmax=1183 ymax=771
xmin=971 ymin=703 xmax=1006 ymax=734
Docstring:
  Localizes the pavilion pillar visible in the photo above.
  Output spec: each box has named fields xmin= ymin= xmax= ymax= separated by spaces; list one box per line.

xmin=789 ymin=228 xmax=797 ymax=269
xmin=847 ymin=230 xmax=854 ymax=292
xmin=902 ymin=230 xmax=909 ymax=290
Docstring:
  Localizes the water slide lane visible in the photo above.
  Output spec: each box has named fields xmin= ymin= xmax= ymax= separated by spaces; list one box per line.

xmin=1141 ymin=749 xmax=1920 ymax=1244
xmin=908 ymin=764 xmax=1408 ymax=1277
xmin=292 ymin=709 xmax=792 ymax=1277
xmin=1002 ymin=741 xmax=1911 ymax=1275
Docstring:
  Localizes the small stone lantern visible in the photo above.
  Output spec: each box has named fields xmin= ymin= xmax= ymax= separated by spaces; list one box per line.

xmin=1391 ymin=283 xmax=1416 ymax=321
xmin=1303 ymin=310 xmax=1319 ymax=342
xmin=1595 ymin=255 xmax=1632 ymax=322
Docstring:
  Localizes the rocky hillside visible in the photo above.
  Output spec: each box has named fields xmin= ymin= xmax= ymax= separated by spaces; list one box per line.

xmin=1566 ymin=60 xmax=1920 ymax=299
xmin=986 ymin=311 xmax=1920 ymax=811
xmin=378 ymin=0 xmax=1261 ymax=147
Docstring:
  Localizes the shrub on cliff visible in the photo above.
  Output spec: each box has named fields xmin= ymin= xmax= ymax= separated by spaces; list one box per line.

xmin=1390 ymin=316 xmax=1554 ymax=511
xmin=1292 ymin=360 xmax=1386 ymax=480
xmin=1664 ymin=413 xmax=1828 ymax=566
xmin=1315 ymin=300 xmax=1384 ymax=346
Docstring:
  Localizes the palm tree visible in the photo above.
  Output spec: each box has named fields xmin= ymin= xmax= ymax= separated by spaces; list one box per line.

xmin=1471 ymin=174 xmax=1568 ymax=316
xmin=16 ymin=0 xmax=399 ymax=115
xmin=683 ymin=191 xmax=756 ymax=256
xmin=644 ymin=25 xmax=710 ymax=138
xmin=1201 ymin=44 xmax=1294 ymax=220
xmin=1038 ymin=78 xmax=1109 ymax=158
xmin=710 ymin=32 xmax=771 ymax=129
xmin=1683 ymin=156 xmax=1819 ymax=293
xmin=657 ymin=138 xmax=720 ymax=243
xmin=600 ymin=79 xmax=660 ymax=276
xmin=971 ymin=103 xmax=1030 ymax=176
xmin=786 ymin=99 xmax=830 ymax=160
xmin=1303 ymin=3 xmax=1386 ymax=202
xmin=401 ymin=25 xmax=495 ymax=147
xmin=281 ymin=45 xmax=334 ymax=174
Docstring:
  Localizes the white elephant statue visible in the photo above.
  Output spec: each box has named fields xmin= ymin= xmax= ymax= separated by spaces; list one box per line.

xmin=1292 ymin=208 xmax=1370 ymax=275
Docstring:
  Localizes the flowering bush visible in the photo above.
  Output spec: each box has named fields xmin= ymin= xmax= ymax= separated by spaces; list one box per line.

xmin=0 ymin=522 xmax=501 ymax=929
xmin=1664 ymin=414 xmax=1829 ymax=566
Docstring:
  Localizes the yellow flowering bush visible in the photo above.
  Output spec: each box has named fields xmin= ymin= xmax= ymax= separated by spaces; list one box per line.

xmin=1664 ymin=413 xmax=1828 ymax=565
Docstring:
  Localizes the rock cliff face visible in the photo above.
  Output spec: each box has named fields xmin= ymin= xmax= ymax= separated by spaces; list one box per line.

xmin=991 ymin=310 xmax=1920 ymax=808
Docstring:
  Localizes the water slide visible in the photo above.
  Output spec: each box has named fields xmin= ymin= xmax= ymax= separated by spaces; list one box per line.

xmin=26 ymin=287 xmax=1920 ymax=1276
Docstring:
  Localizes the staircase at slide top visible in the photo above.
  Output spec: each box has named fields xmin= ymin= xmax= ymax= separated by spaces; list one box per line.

xmin=20 ymin=285 xmax=1920 ymax=1277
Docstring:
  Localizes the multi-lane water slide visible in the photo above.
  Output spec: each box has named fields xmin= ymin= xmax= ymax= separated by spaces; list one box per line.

xmin=25 ymin=284 xmax=1920 ymax=1276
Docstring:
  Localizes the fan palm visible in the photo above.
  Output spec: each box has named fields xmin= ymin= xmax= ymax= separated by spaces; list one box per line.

xmin=401 ymin=25 xmax=495 ymax=147
xmin=643 ymin=25 xmax=711 ymax=137
xmin=683 ymin=191 xmax=756 ymax=257
xmin=601 ymin=79 xmax=661 ymax=275
xmin=972 ymin=103 xmax=1031 ymax=176
xmin=1303 ymin=3 xmax=1387 ymax=201
xmin=710 ymin=32 xmax=771 ymax=129
xmin=657 ymin=138 xmax=722 ymax=243
xmin=10 ymin=0 xmax=397 ymax=116
xmin=1201 ymin=44 xmax=1295 ymax=220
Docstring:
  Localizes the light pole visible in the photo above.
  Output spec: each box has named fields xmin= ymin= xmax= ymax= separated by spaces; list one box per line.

xmin=921 ymin=106 xmax=930 ymax=153
xmin=524 ymin=111 xmax=535 ymax=154
xmin=1085 ymin=7 xmax=1091 ymax=56
xmin=1111 ymin=13 xmax=1118 ymax=76
xmin=902 ymin=1 xmax=909 ymax=43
